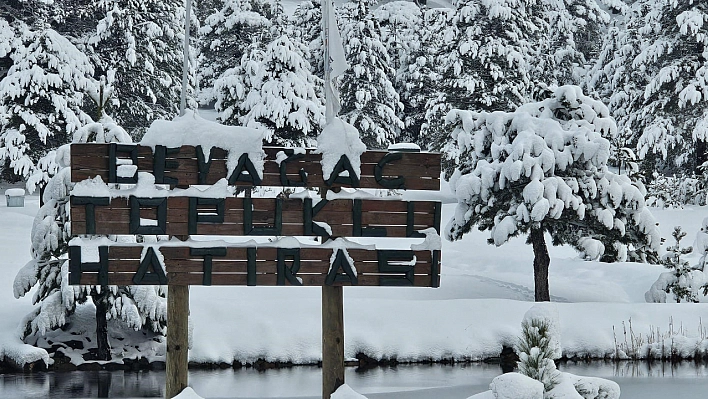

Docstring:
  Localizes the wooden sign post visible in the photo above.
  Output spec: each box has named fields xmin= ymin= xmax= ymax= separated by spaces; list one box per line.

xmin=69 ymin=143 xmax=441 ymax=398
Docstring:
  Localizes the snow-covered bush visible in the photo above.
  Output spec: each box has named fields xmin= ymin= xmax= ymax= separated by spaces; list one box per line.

xmin=445 ymin=85 xmax=660 ymax=301
xmin=469 ymin=304 xmax=620 ymax=399
xmin=517 ymin=305 xmax=562 ymax=392
xmin=14 ymin=115 xmax=167 ymax=360
xmin=646 ymin=225 xmax=708 ymax=303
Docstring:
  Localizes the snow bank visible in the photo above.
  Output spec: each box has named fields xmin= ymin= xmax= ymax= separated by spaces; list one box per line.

xmin=0 ymin=338 xmax=49 ymax=370
xmin=0 ymin=196 xmax=51 ymax=370
xmin=471 ymin=372 xmax=620 ymax=399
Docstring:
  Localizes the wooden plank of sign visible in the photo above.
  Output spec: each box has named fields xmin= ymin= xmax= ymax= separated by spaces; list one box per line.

xmin=70 ymin=144 xmax=441 ymax=190
xmin=70 ymin=196 xmax=441 ymax=238
xmin=69 ymin=246 xmax=441 ymax=287
xmin=75 ymin=272 xmax=438 ymax=287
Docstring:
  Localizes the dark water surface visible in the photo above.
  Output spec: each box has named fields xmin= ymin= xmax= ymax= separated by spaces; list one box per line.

xmin=0 ymin=361 xmax=707 ymax=398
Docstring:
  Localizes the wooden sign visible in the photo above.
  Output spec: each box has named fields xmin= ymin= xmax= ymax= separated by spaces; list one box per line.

xmin=68 ymin=143 xmax=442 ymax=288
xmin=68 ymin=140 xmax=442 ymax=399
xmin=68 ymin=245 xmax=440 ymax=287
xmin=70 ymin=196 xmax=441 ymax=238
xmin=70 ymin=143 xmax=441 ymax=190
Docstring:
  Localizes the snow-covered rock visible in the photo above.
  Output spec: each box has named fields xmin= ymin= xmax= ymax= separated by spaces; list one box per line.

xmin=490 ymin=372 xmax=544 ymax=399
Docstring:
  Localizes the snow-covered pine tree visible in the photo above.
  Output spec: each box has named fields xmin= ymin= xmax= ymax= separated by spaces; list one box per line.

xmin=214 ymin=42 xmax=263 ymax=126
xmin=421 ymin=0 xmax=548 ymax=153
xmin=395 ymin=7 xmax=446 ymax=146
xmin=645 ymin=226 xmax=708 ymax=304
xmin=585 ymin=7 xmax=643 ymax=167
xmin=13 ymin=142 xmax=86 ymax=343
xmin=600 ymin=0 xmax=630 ymax=16
xmin=0 ymin=27 xmax=94 ymax=190
xmin=238 ymin=34 xmax=325 ymax=146
xmin=590 ymin=0 xmax=708 ymax=179
xmin=14 ymin=110 xmax=167 ymax=361
xmin=445 ymin=86 xmax=660 ymax=301
xmin=534 ymin=0 xmax=610 ymax=87
xmin=290 ymin=0 xmax=323 ymax=80
xmin=516 ymin=305 xmax=562 ymax=392
xmin=0 ymin=18 xmax=19 ymax=102
xmin=374 ymin=1 xmax=442 ymax=145
xmin=0 ymin=0 xmax=54 ymax=28
xmin=85 ymin=0 xmax=194 ymax=138
xmin=339 ymin=0 xmax=404 ymax=149
xmin=198 ymin=0 xmax=276 ymax=105
xmin=373 ymin=1 xmax=422 ymax=73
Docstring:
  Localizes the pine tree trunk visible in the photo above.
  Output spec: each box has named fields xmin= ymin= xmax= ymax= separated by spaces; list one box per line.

xmin=530 ymin=226 xmax=551 ymax=302
xmin=92 ymin=289 xmax=111 ymax=361
xmin=696 ymin=139 xmax=707 ymax=174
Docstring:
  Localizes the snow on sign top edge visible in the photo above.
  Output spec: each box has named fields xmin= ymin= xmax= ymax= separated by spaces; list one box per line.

xmin=316 ymin=117 xmax=366 ymax=180
xmin=67 ymin=236 xmax=383 ymax=251
xmin=141 ymin=110 xmax=266 ymax=178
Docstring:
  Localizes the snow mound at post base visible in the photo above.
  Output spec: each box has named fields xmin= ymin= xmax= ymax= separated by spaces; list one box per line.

xmin=332 ymin=384 xmax=368 ymax=399
xmin=173 ymin=387 xmax=204 ymax=399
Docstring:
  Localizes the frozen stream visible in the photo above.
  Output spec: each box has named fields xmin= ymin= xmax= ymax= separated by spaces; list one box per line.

xmin=0 ymin=361 xmax=707 ymax=398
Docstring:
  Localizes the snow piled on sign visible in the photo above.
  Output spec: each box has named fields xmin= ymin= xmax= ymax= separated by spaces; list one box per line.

xmin=141 ymin=110 xmax=266 ymax=178
xmin=316 ymin=117 xmax=366 ymax=180
xmin=71 ymin=174 xmax=233 ymax=199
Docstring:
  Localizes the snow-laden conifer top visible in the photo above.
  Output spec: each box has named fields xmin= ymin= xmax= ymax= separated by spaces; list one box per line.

xmin=522 ymin=303 xmax=562 ymax=358
xmin=141 ymin=110 xmax=266 ymax=178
